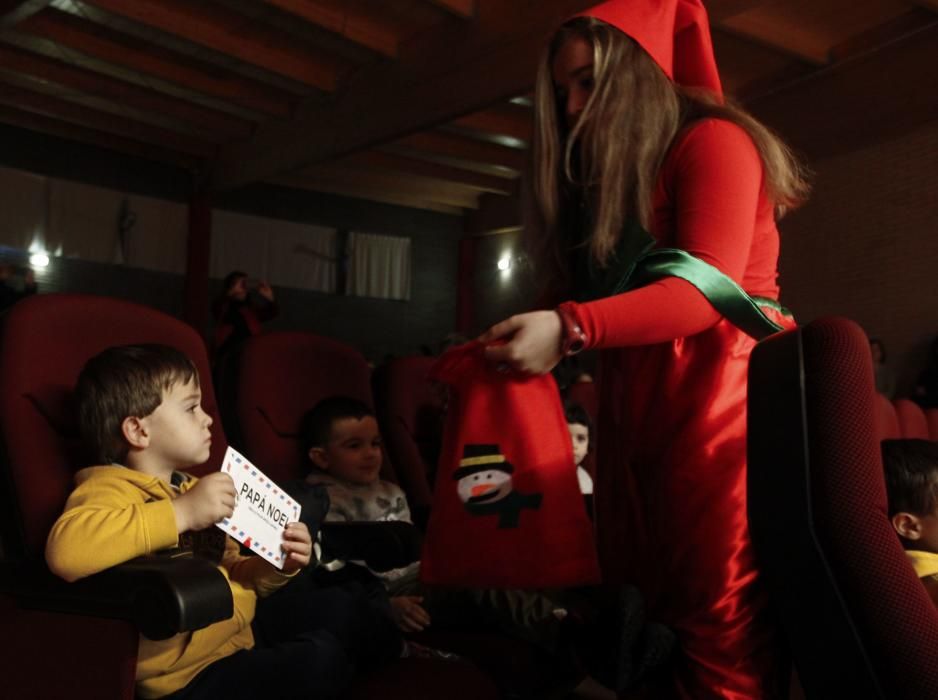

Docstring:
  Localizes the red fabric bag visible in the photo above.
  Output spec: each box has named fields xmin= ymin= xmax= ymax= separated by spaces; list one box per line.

xmin=420 ymin=341 xmax=601 ymax=588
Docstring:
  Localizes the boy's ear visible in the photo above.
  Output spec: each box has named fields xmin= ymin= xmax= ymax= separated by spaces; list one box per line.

xmin=308 ymin=447 xmax=329 ymax=470
xmin=891 ymin=511 xmax=923 ymax=541
xmin=121 ymin=416 xmax=150 ymax=450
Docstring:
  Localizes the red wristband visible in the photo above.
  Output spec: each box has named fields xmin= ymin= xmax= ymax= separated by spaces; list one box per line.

xmin=556 ymin=302 xmax=587 ymax=356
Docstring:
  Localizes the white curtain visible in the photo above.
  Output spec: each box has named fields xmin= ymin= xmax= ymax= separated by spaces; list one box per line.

xmin=347 ymin=231 xmax=411 ymax=301
xmin=212 ymin=210 xmax=336 ymax=293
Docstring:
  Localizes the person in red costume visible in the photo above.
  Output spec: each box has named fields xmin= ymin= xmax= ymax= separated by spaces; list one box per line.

xmin=480 ymin=1 xmax=811 ymax=697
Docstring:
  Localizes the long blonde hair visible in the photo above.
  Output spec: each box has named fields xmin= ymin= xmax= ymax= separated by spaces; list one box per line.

xmin=527 ymin=17 xmax=811 ymax=289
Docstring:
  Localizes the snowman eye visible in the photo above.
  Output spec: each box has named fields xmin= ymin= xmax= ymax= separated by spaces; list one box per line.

xmin=473 ymin=475 xmax=479 ymax=481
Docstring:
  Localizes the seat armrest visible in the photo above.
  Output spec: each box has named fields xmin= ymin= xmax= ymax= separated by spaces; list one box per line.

xmin=320 ymin=521 xmax=422 ymax=572
xmin=0 ymin=554 xmax=233 ymax=640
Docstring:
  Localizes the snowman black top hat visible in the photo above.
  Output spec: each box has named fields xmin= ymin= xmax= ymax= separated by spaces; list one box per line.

xmin=453 ymin=443 xmax=514 ymax=481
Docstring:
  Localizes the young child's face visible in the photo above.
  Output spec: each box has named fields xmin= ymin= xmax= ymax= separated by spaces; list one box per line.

xmin=142 ymin=377 xmax=213 ymax=471
xmin=568 ymin=422 xmax=589 ymax=467
xmin=311 ymin=415 xmax=383 ymax=486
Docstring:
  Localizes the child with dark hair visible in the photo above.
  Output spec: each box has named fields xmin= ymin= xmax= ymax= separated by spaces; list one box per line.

xmin=46 ymin=344 xmax=361 ymax=700
xmin=301 ymin=396 xmax=429 ymax=633
xmin=564 ymin=401 xmax=594 ymax=496
xmin=882 ymin=438 xmax=938 ymax=608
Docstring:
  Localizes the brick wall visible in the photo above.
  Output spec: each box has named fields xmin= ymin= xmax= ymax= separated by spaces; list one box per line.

xmin=778 ymin=119 xmax=938 ymax=396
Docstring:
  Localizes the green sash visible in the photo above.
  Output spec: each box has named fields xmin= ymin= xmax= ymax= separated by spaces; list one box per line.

xmin=571 ymin=221 xmax=787 ymax=341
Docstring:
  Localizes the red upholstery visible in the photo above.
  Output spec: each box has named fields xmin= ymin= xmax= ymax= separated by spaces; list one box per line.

xmin=0 ymin=294 xmax=228 ymax=700
xmin=235 ymin=332 xmax=375 ymax=484
xmin=893 ymin=398 xmax=930 ymax=439
xmin=874 ymin=393 xmax=901 ymax=440
xmin=567 ymin=379 xmax=598 ymax=424
xmin=748 ymin=317 xmax=938 ymax=698
xmin=928 ymin=408 xmax=938 ymax=441
xmin=0 ymin=294 xmax=225 ymax=560
xmin=373 ymin=356 xmax=443 ymax=519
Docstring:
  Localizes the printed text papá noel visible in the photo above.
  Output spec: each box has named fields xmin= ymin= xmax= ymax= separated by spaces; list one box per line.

xmin=215 ymin=446 xmax=301 ymax=570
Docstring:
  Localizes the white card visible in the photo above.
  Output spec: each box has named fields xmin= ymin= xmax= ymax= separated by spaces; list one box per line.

xmin=216 ymin=446 xmax=301 ymax=570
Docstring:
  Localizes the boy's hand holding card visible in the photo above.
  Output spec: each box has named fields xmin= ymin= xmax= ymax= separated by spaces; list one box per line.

xmin=215 ymin=446 xmax=301 ymax=570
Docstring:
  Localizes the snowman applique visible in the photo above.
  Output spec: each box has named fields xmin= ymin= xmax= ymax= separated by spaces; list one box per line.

xmin=453 ymin=443 xmax=542 ymax=529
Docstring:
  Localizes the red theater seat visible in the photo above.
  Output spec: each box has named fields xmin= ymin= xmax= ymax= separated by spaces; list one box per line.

xmin=235 ymin=331 xmax=377 ymax=483
xmin=372 ymin=356 xmax=443 ymax=528
xmin=0 ymin=294 xmax=233 ymax=700
xmin=893 ymin=398 xmax=930 ymax=439
xmin=875 ymin=393 xmax=901 ymax=440
xmin=927 ymin=408 xmax=938 ymax=441
xmin=748 ymin=317 xmax=938 ymax=698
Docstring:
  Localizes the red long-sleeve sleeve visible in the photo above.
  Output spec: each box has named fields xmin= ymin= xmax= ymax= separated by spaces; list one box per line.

xmin=573 ymin=118 xmax=772 ymax=349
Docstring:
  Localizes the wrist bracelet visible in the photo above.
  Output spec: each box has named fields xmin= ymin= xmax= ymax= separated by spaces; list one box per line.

xmin=556 ymin=302 xmax=586 ymax=356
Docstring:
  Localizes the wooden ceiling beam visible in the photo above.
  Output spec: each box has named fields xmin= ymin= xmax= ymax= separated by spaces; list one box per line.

xmin=0 ymin=81 xmax=216 ymax=157
xmin=451 ymin=103 xmax=532 ymax=142
xmin=393 ymin=131 xmax=525 ymax=171
xmin=707 ymin=0 xmax=776 ymax=23
xmin=422 ymin=0 xmax=475 ymax=20
xmin=0 ymin=0 xmax=51 ymax=27
xmin=342 ymin=151 xmax=513 ymax=194
xmin=827 ymin=8 xmax=938 ymax=63
xmin=911 ymin=0 xmax=938 ymax=13
xmin=714 ymin=25 xmax=828 ymax=67
xmin=292 ymin=163 xmax=481 ymax=209
xmin=210 ymin=0 xmax=597 ymax=191
xmin=0 ymin=103 xmax=199 ymax=169
xmin=260 ymin=0 xmax=398 ymax=58
xmin=749 ymin=23 xmax=938 ymax=159
xmin=18 ymin=8 xmax=295 ymax=118
xmin=0 ymin=43 xmax=254 ymax=140
xmin=270 ymin=174 xmax=465 ymax=215
xmin=81 ymin=0 xmax=340 ymax=91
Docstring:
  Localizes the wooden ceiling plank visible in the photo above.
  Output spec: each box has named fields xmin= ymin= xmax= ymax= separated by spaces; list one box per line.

xmin=749 ymin=23 xmax=938 ymax=159
xmin=81 ymin=0 xmax=340 ymax=90
xmin=0 ymin=103 xmax=199 ymax=169
xmin=0 ymin=81 xmax=216 ymax=157
xmin=18 ymin=8 xmax=294 ymax=118
xmin=451 ymin=103 xmax=532 ymax=142
xmin=0 ymin=42 xmax=254 ymax=139
xmin=715 ymin=24 xmax=829 ymax=66
xmin=344 ymin=150 xmax=513 ymax=193
xmin=421 ymin=0 xmax=475 ymax=20
xmin=0 ymin=0 xmax=51 ymax=27
xmin=296 ymin=163 xmax=480 ymax=209
xmin=394 ymin=130 xmax=524 ymax=170
xmin=707 ymin=0 xmax=776 ymax=23
xmin=827 ymin=8 xmax=938 ymax=62
xmin=260 ymin=0 xmax=398 ymax=58
xmin=270 ymin=173 xmax=465 ymax=214
xmin=210 ymin=0 xmax=599 ymax=191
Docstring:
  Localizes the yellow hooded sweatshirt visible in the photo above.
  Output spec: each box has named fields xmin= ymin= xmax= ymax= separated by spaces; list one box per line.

xmin=46 ymin=465 xmax=293 ymax=699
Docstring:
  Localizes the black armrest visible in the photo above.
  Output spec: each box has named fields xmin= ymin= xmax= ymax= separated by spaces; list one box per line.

xmin=320 ymin=521 xmax=422 ymax=572
xmin=0 ymin=554 xmax=233 ymax=641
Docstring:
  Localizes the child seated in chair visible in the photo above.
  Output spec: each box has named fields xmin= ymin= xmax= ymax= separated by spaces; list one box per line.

xmin=45 ymin=345 xmax=376 ymax=700
xmin=564 ymin=401 xmax=594 ymax=496
xmin=301 ymin=396 xmax=429 ymax=634
xmin=882 ymin=438 xmax=938 ymax=608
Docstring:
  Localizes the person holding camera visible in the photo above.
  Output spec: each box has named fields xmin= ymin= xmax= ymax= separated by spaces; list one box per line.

xmin=211 ymin=270 xmax=278 ymax=364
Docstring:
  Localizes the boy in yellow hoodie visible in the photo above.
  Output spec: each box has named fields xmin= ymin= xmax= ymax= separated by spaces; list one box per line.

xmin=45 ymin=344 xmax=354 ymax=699
xmin=882 ymin=438 xmax=938 ymax=609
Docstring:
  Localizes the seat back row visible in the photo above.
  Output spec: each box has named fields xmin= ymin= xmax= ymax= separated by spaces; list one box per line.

xmin=875 ymin=395 xmax=938 ymax=440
